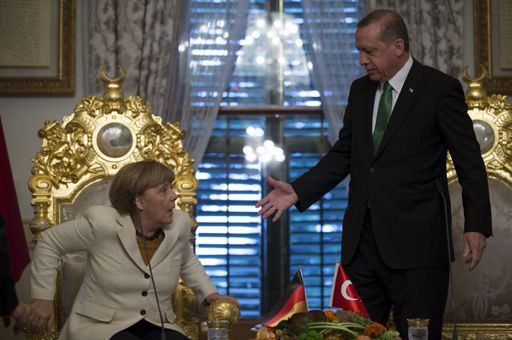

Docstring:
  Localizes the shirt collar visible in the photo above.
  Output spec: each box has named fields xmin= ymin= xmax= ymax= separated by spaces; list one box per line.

xmin=385 ymin=55 xmax=413 ymax=93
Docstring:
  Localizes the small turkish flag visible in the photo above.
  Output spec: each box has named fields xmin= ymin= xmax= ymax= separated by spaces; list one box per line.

xmin=329 ymin=262 xmax=369 ymax=318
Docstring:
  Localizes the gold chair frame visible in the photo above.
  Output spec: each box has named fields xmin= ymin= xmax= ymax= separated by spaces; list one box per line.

xmin=28 ymin=69 xmax=239 ymax=340
xmin=442 ymin=67 xmax=512 ymax=339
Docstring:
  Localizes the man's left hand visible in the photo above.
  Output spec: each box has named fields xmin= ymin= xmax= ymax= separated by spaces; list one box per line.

xmin=463 ymin=231 xmax=487 ymax=271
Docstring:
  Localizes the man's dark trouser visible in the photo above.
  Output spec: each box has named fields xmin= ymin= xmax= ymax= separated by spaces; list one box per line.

xmin=345 ymin=209 xmax=449 ymax=340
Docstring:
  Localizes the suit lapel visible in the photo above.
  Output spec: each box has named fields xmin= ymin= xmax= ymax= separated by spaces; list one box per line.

xmin=364 ymin=82 xmax=379 ymax=161
xmin=149 ymin=220 xmax=180 ymax=268
xmin=116 ymin=214 xmax=148 ymax=272
xmin=373 ymin=60 xmax=424 ymax=160
xmin=363 ymin=81 xmax=379 ymax=160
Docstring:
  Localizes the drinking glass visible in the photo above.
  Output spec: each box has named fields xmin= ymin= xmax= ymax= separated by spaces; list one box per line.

xmin=202 ymin=320 xmax=229 ymax=340
xmin=407 ymin=318 xmax=429 ymax=340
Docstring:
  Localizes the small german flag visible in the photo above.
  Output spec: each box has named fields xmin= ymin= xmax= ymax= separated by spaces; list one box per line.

xmin=262 ymin=269 xmax=308 ymax=327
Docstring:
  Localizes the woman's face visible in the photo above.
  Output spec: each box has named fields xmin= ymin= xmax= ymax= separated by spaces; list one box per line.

xmin=135 ymin=181 xmax=177 ymax=231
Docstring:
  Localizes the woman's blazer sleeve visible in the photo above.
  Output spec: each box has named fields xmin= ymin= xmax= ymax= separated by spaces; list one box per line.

xmin=31 ymin=212 xmax=96 ymax=300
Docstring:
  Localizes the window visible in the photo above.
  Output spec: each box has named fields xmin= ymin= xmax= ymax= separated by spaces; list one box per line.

xmin=191 ymin=0 xmax=362 ymax=317
xmin=196 ymin=116 xmax=265 ymax=317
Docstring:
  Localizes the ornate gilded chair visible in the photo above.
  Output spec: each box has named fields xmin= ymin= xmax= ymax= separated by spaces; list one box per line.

xmin=442 ymin=68 xmax=512 ymax=339
xmin=28 ymin=69 xmax=239 ymax=340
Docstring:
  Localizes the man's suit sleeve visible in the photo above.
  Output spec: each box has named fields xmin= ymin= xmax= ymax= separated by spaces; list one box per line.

xmin=438 ymin=78 xmax=492 ymax=237
xmin=291 ymin=81 xmax=355 ymax=212
xmin=0 ymin=215 xmax=19 ymax=315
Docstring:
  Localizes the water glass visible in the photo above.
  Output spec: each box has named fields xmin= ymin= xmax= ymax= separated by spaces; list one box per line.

xmin=204 ymin=320 xmax=229 ymax=340
xmin=407 ymin=318 xmax=429 ymax=340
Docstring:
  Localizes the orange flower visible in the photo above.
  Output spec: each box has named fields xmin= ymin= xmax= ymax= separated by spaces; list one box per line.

xmin=363 ymin=322 xmax=387 ymax=337
xmin=256 ymin=327 xmax=276 ymax=340
xmin=323 ymin=310 xmax=338 ymax=322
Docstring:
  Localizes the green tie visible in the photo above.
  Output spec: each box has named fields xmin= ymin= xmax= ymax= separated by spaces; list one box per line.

xmin=373 ymin=82 xmax=393 ymax=152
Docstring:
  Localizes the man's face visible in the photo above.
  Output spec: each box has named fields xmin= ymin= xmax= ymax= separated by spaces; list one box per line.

xmin=355 ymin=22 xmax=404 ymax=82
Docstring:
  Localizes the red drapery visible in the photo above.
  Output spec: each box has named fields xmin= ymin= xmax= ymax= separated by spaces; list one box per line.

xmin=0 ymin=117 xmax=30 ymax=282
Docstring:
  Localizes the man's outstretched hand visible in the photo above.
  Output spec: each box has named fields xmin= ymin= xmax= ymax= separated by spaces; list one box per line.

xmin=255 ymin=176 xmax=298 ymax=222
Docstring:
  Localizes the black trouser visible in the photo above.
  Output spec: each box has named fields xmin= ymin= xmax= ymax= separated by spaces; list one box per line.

xmin=345 ymin=209 xmax=449 ymax=340
xmin=110 ymin=319 xmax=189 ymax=340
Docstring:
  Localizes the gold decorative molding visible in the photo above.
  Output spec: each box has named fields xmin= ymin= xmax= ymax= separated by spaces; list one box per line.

xmin=447 ymin=68 xmax=512 ymax=189
xmin=29 ymin=68 xmax=197 ymax=241
xmin=474 ymin=0 xmax=512 ymax=95
xmin=442 ymin=323 xmax=512 ymax=339
xmin=208 ymin=299 xmax=241 ymax=329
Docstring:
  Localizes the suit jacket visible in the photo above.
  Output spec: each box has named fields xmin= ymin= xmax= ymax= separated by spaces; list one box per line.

xmin=292 ymin=60 xmax=492 ymax=269
xmin=0 ymin=215 xmax=18 ymax=316
xmin=31 ymin=206 xmax=217 ymax=340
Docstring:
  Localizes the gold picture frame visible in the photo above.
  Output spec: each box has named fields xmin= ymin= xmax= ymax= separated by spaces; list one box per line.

xmin=0 ymin=0 xmax=75 ymax=96
xmin=474 ymin=0 xmax=512 ymax=95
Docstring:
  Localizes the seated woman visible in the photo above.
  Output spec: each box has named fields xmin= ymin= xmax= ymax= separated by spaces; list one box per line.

xmin=28 ymin=160 xmax=237 ymax=340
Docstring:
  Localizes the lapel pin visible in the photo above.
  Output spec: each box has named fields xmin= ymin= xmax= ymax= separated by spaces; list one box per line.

xmin=409 ymin=87 xmax=414 ymax=93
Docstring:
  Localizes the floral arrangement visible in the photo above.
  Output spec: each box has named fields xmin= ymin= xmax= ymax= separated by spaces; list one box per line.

xmin=255 ymin=310 xmax=401 ymax=340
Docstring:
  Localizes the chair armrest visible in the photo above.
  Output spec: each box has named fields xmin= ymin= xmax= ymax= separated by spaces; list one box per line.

xmin=207 ymin=299 xmax=240 ymax=329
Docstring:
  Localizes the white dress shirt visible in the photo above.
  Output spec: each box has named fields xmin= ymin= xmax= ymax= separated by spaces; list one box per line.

xmin=372 ymin=55 xmax=414 ymax=132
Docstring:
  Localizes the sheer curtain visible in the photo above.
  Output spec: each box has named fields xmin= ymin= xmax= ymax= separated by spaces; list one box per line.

xmin=87 ymin=0 xmax=180 ymax=114
xmin=301 ymin=0 xmax=367 ymax=144
xmin=87 ymin=0 xmax=249 ymax=164
xmin=366 ymin=0 xmax=464 ymax=77
xmin=164 ymin=1 xmax=250 ymax=164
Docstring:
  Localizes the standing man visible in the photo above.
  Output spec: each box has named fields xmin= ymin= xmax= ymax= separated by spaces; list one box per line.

xmin=256 ymin=9 xmax=492 ymax=339
xmin=1 ymin=215 xmax=30 ymax=334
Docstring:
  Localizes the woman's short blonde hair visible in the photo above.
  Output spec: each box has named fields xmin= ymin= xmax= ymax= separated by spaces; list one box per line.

xmin=109 ymin=160 xmax=175 ymax=215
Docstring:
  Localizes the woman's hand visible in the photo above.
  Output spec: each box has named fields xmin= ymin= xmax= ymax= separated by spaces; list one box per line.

xmin=12 ymin=302 xmax=29 ymax=334
xmin=205 ymin=293 xmax=240 ymax=307
xmin=5 ymin=302 xmax=30 ymax=334
xmin=26 ymin=299 xmax=54 ymax=334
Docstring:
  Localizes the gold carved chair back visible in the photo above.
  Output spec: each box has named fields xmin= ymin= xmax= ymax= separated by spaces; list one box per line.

xmin=442 ymin=68 xmax=512 ymax=338
xmin=28 ymin=69 xmax=201 ymax=339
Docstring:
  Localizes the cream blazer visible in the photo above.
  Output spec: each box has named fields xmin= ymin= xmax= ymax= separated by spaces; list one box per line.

xmin=31 ymin=206 xmax=217 ymax=340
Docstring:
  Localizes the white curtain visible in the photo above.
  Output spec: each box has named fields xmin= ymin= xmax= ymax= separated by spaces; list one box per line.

xmin=163 ymin=1 xmax=250 ymax=164
xmin=366 ymin=0 xmax=464 ymax=77
xmin=87 ymin=0 xmax=250 ymax=165
xmin=301 ymin=0 xmax=367 ymax=144
xmin=87 ymin=0 xmax=180 ymax=114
